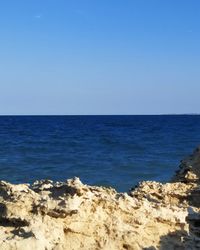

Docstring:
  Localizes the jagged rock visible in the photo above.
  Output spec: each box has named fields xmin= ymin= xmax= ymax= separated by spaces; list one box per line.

xmin=1 ymin=147 xmax=200 ymax=249
xmin=172 ymin=146 xmax=200 ymax=184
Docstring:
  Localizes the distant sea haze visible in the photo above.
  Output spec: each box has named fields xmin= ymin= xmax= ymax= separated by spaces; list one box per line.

xmin=0 ymin=115 xmax=200 ymax=191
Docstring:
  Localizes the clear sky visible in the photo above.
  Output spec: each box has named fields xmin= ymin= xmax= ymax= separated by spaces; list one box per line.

xmin=0 ymin=0 xmax=199 ymax=115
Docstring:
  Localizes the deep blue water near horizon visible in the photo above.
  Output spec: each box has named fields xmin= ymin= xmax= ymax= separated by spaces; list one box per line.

xmin=0 ymin=115 xmax=200 ymax=192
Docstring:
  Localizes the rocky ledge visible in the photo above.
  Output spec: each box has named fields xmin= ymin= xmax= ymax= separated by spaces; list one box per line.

xmin=1 ymin=147 xmax=200 ymax=249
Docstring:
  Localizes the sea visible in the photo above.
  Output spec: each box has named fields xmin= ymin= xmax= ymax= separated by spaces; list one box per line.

xmin=0 ymin=115 xmax=200 ymax=192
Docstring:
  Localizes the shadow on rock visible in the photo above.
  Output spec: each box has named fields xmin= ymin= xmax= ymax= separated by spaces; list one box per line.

xmin=144 ymin=229 xmax=189 ymax=250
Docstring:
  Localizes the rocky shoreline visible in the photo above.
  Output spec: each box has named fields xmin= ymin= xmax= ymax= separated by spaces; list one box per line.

xmin=1 ymin=147 xmax=200 ymax=249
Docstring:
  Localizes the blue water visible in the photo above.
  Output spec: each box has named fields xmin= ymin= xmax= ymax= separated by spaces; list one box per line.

xmin=0 ymin=115 xmax=200 ymax=192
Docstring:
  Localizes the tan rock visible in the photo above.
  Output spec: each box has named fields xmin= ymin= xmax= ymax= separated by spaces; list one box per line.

xmin=1 ymin=147 xmax=200 ymax=249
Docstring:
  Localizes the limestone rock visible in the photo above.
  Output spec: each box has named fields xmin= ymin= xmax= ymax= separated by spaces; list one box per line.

xmin=1 ymin=147 xmax=200 ymax=249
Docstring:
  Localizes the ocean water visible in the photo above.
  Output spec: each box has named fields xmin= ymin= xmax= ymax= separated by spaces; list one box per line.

xmin=0 ymin=115 xmax=200 ymax=192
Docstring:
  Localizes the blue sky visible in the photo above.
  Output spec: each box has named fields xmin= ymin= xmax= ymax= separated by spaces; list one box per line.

xmin=0 ymin=0 xmax=199 ymax=114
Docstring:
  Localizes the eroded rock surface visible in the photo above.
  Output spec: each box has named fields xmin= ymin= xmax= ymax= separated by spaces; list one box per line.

xmin=1 ymin=147 xmax=200 ymax=249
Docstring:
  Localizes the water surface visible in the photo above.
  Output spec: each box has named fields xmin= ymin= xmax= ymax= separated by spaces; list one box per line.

xmin=0 ymin=115 xmax=199 ymax=191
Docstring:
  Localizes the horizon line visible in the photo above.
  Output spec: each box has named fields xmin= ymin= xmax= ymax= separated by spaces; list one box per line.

xmin=0 ymin=113 xmax=199 ymax=116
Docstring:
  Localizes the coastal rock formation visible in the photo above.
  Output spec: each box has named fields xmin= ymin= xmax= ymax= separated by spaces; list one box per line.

xmin=1 ymin=147 xmax=200 ymax=249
